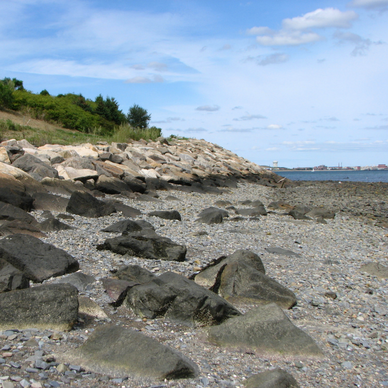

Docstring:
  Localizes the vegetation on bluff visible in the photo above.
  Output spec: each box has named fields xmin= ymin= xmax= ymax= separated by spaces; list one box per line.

xmin=0 ymin=77 xmax=162 ymax=145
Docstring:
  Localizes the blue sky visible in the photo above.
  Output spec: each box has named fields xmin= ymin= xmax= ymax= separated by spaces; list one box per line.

xmin=1 ymin=0 xmax=388 ymax=168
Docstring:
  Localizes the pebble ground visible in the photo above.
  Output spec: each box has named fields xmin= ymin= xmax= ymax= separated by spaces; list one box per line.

xmin=1 ymin=180 xmax=388 ymax=388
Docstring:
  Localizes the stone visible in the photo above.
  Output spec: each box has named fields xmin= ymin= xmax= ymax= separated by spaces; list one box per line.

xmin=55 ymin=165 xmax=98 ymax=182
xmin=102 ymin=278 xmax=137 ymax=307
xmin=0 ymin=201 xmax=40 ymax=228
xmin=98 ymin=233 xmax=187 ymax=262
xmin=288 ymin=206 xmax=311 ymax=220
xmin=196 ymin=207 xmax=229 ymax=224
xmin=0 ymin=219 xmax=46 ymax=238
xmin=121 ymin=175 xmax=147 ymax=193
xmin=217 ymin=261 xmax=297 ymax=309
xmin=41 ymin=178 xmax=89 ymax=196
xmin=235 ymin=208 xmax=267 ymax=217
xmin=307 ymin=207 xmax=335 ymax=219
xmin=0 ymin=258 xmax=29 ymax=292
xmin=51 ymin=272 xmax=96 ymax=292
xmin=109 ymin=202 xmax=142 ymax=217
xmin=243 ymin=368 xmax=300 ymax=388
xmin=0 ymin=284 xmax=78 ymax=331
xmin=101 ymin=219 xmax=154 ymax=234
xmin=148 ymin=210 xmax=182 ymax=221
xmin=66 ymin=191 xmax=116 ymax=218
xmin=208 ymin=303 xmax=323 ymax=357
xmin=0 ymin=172 xmax=34 ymax=211
xmin=39 ymin=218 xmax=73 ymax=232
xmin=126 ymin=272 xmax=241 ymax=327
xmin=0 ymin=234 xmax=79 ymax=283
xmin=12 ymin=154 xmax=58 ymax=181
xmin=31 ymin=193 xmax=69 ymax=213
xmin=194 ymin=249 xmax=265 ymax=288
xmin=61 ymin=324 xmax=199 ymax=380
xmin=115 ymin=264 xmax=157 ymax=283
xmin=78 ymin=296 xmax=108 ymax=320
xmin=95 ymin=175 xmax=131 ymax=195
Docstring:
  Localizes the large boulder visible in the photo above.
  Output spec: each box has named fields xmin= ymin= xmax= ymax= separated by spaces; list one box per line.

xmin=0 ymin=258 xmax=29 ymax=292
xmin=244 ymin=368 xmax=300 ymax=388
xmin=98 ymin=233 xmax=187 ymax=262
xmin=148 ymin=210 xmax=182 ymax=221
xmin=32 ymin=192 xmax=69 ymax=212
xmin=95 ymin=175 xmax=131 ymax=195
xmin=0 ymin=234 xmax=79 ymax=282
xmin=51 ymin=272 xmax=96 ymax=292
xmin=61 ymin=324 xmax=199 ymax=380
xmin=66 ymin=191 xmax=116 ymax=218
xmin=0 ymin=172 xmax=34 ymax=211
xmin=0 ymin=283 xmax=78 ymax=331
xmin=196 ymin=207 xmax=229 ymax=224
xmin=126 ymin=272 xmax=241 ymax=327
xmin=195 ymin=250 xmax=265 ymax=289
xmin=115 ymin=264 xmax=157 ymax=283
xmin=101 ymin=219 xmax=154 ymax=234
xmin=0 ymin=201 xmax=40 ymax=228
xmin=208 ymin=303 xmax=323 ymax=357
xmin=12 ymin=154 xmax=59 ymax=181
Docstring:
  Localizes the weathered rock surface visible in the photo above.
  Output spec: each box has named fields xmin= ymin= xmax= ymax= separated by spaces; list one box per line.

xmin=101 ymin=219 xmax=154 ymax=234
xmin=0 ymin=172 xmax=34 ymax=211
xmin=196 ymin=207 xmax=229 ymax=224
xmin=66 ymin=191 xmax=116 ymax=218
xmin=0 ymin=258 xmax=29 ymax=292
xmin=98 ymin=233 xmax=187 ymax=262
xmin=148 ymin=210 xmax=182 ymax=221
xmin=62 ymin=324 xmax=199 ymax=379
xmin=244 ymin=368 xmax=300 ymax=388
xmin=208 ymin=303 xmax=323 ymax=357
xmin=12 ymin=153 xmax=59 ymax=181
xmin=32 ymin=192 xmax=69 ymax=212
xmin=0 ymin=234 xmax=79 ymax=282
xmin=0 ymin=283 xmax=78 ymax=331
xmin=126 ymin=271 xmax=241 ymax=327
xmin=51 ymin=272 xmax=96 ymax=291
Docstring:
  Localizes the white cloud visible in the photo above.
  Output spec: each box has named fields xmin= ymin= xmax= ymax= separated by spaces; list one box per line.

xmin=333 ymin=31 xmax=383 ymax=56
xmin=283 ymin=8 xmax=358 ymax=30
xmin=267 ymin=124 xmax=283 ymax=129
xmin=349 ymin=0 xmax=388 ymax=9
xmin=196 ymin=105 xmax=220 ymax=112
xmin=233 ymin=114 xmax=267 ymax=121
xmin=255 ymin=31 xmax=322 ymax=46
xmin=257 ymin=53 xmax=289 ymax=65
xmin=248 ymin=8 xmax=358 ymax=47
xmin=125 ymin=75 xmax=164 ymax=83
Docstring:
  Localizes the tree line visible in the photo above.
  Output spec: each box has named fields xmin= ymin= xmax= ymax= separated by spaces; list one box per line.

xmin=0 ymin=77 xmax=155 ymax=134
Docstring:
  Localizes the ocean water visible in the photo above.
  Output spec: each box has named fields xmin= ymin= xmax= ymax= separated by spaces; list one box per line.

xmin=276 ymin=169 xmax=388 ymax=183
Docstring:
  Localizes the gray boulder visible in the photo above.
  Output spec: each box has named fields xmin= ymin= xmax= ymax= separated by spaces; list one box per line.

xmin=102 ymin=278 xmax=138 ymax=307
xmin=101 ymin=219 xmax=154 ymax=234
xmin=12 ymin=154 xmax=58 ymax=181
xmin=288 ymin=206 xmax=311 ymax=220
xmin=0 ymin=258 xmax=29 ymax=292
xmin=110 ymin=202 xmax=142 ymax=217
xmin=115 ymin=264 xmax=157 ymax=283
xmin=195 ymin=250 xmax=265 ymax=289
xmin=148 ymin=210 xmax=182 ymax=221
xmin=95 ymin=175 xmax=131 ymax=195
xmin=66 ymin=191 xmax=116 ymax=218
xmin=196 ymin=207 xmax=229 ymax=224
xmin=0 ymin=234 xmax=79 ymax=282
xmin=39 ymin=218 xmax=73 ymax=232
xmin=126 ymin=271 xmax=241 ymax=327
xmin=0 ymin=283 xmax=78 ymax=331
xmin=61 ymin=324 xmax=199 ymax=380
xmin=244 ymin=368 xmax=300 ymax=388
xmin=208 ymin=303 xmax=323 ymax=357
xmin=98 ymin=234 xmax=187 ymax=262
xmin=218 ymin=261 xmax=297 ymax=309
xmin=32 ymin=192 xmax=69 ymax=212
xmin=0 ymin=201 xmax=39 ymax=228
xmin=51 ymin=272 xmax=96 ymax=292
xmin=0 ymin=173 xmax=34 ymax=211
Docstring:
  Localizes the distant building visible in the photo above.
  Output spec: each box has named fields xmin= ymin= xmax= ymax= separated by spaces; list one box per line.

xmin=378 ymin=164 xmax=388 ymax=170
xmin=273 ymin=161 xmax=279 ymax=171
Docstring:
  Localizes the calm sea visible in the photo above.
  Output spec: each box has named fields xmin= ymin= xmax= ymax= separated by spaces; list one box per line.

xmin=276 ymin=169 xmax=388 ymax=183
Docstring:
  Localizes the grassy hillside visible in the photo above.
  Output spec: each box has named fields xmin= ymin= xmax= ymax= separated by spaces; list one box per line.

xmin=0 ymin=77 xmax=162 ymax=145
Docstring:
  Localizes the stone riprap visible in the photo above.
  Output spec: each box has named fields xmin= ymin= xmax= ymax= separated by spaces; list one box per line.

xmin=0 ymin=138 xmax=387 ymax=387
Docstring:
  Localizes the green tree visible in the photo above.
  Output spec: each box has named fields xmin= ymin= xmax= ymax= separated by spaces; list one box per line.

xmin=0 ymin=78 xmax=14 ymax=109
xmin=127 ymin=104 xmax=151 ymax=129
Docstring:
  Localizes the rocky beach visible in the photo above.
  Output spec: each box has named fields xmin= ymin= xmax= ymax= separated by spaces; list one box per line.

xmin=0 ymin=137 xmax=387 ymax=388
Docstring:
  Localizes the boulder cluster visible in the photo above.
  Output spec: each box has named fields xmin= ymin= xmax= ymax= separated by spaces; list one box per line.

xmin=0 ymin=137 xmax=318 ymax=387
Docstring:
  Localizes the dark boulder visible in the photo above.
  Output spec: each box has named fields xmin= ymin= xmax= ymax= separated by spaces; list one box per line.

xmin=148 ymin=210 xmax=182 ymax=221
xmin=39 ymin=218 xmax=73 ymax=232
xmin=0 ymin=258 xmax=29 ymax=293
xmin=0 ymin=283 xmax=78 ymax=331
xmin=101 ymin=219 xmax=154 ymax=234
xmin=95 ymin=175 xmax=131 ymax=195
xmin=97 ymin=234 xmax=187 ymax=262
xmin=12 ymin=154 xmax=58 ymax=181
xmin=0 ymin=172 xmax=34 ymax=211
xmin=61 ymin=324 xmax=199 ymax=380
xmin=51 ymin=272 xmax=96 ymax=292
xmin=0 ymin=201 xmax=39 ymax=227
xmin=66 ymin=191 xmax=116 ymax=218
xmin=0 ymin=234 xmax=79 ymax=282
xmin=115 ymin=264 xmax=157 ymax=283
xmin=32 ymin=192 xmax=69 ymax=212
xmin=196 ymin=207 xmax=229 ymax=224
xmin=126 ymin=271 xmax=241 ymax=327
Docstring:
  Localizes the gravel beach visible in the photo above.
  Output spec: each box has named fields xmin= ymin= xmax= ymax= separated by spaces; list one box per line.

xmin=1 ymin=180 xmax=388 ymax=388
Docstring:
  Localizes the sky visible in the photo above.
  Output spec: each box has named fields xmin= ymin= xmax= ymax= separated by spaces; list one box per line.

xmin=1 ymin=0 xmax=388 ymax=168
